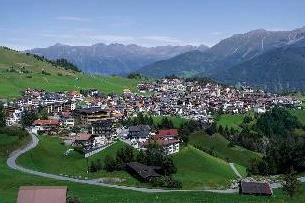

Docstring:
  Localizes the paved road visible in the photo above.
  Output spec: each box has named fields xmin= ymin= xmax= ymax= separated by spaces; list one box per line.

xmin=229 ymin=163 xmax=242 ymax=178
xmin=7 ymin=133 xmax=238 ymax=194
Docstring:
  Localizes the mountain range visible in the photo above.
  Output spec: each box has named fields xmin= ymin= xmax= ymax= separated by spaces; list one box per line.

xmin=137 ymin=26 xmax=305 ymax=91
xmin=138 ymin=27 xmax=305 ymax=76
xmin=217 ymin=37 xmax=305 ymax=91
xmin=27 ymin=43 xmax=208 ymax=75
xmin=27 ymin=26 xmax=305 ymax=92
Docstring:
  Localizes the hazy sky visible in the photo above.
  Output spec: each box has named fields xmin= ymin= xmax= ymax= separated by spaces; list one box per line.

xmin=1 ymin=0 xmax=305 ymax=50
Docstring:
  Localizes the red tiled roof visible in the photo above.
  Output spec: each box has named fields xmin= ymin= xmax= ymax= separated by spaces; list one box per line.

xmin=33 ymin=119 xmax=59 ymax=126
xmin=75 ymin=133 xmax=92 ymax=141
xmin=157 ymin=129 xmax=178 ymax=137
xmin=17 ymin=186 xmax=67 ymax=203
xmin=155 ymin=129 xmax=178 ymax=140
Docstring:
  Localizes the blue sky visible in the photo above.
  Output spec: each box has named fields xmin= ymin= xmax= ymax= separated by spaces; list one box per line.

xmin=1 ymin=0 xmax=305 ymax=50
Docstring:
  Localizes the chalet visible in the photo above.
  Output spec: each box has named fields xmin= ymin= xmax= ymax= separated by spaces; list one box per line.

xmin=73 ymin=107 xmax=111 ymax=126
xmin=144 ymin=129 xmax=180 ymax=155
xmin=73 ymin=133 xmax=94 ymax=150
xmin=32 ymin=119 xmax=60 ymax=134
xmin=155 ymin=129 xmax=178 ymax=140
xmin=126 ymin=162 xmax=161 ymax=182
xmin=145 ymin=139 xmax=180 ymax=155
xmin=17 ymin=186 xmax=67 ymax=203
xmin=46 ymin=101 xmax=76 ymax=114
xmin=90 ymin=119 xmax=115 ymax=145
xmin=60 ymin=112 xmax=75 ymax=127
xmin=128 ymin=125 xmax=151 ymax=142
xmin=239 ymin=181 xmax=273 ymax=196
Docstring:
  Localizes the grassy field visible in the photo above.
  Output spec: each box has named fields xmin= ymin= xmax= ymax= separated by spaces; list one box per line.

xmin=152 ymin=115 xmax=189 ymax=128
xmin=0 ymin=133 xmax=30 ymax=156
xmin=1 ymin=129 xmax=305 ymax=202
xmin=216 ymin=114 xmax=244 ymax=131
xmin=288 ymin=110 xmax=305 ymax=136
xmin=0 ymin=47 xmax=141 ymax=98
xmin=0 ymin=47 xmax=74 ymax=74
xmin=189 ymin=131 xmax=261 ymax=168
xmin=0 ymin=134 xmax=18 ymax=145
xmin=0 ymin=72 xmax=140 ymax=98
xmin=17 ymin=135 xmax=238 ymax=189
xmin=17 ymin=136 xmax=141 ymax=186
xmin=290 ymin=109 xmax=305 ymax=125
xmin=4 ymin=155 xmax=305 ymax=203
xmin=173 ymin=145 xmax=238 ymax=189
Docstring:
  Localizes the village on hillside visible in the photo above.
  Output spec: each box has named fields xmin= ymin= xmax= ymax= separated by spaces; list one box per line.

xmin=3 ymin=78 xmax=301 ymax=156
xmin=1 ymin=78 xmax=302 ymax=196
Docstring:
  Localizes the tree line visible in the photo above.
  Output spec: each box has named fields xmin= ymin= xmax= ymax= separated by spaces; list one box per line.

xmin=26 ymin=53 xmax=81 ymax=72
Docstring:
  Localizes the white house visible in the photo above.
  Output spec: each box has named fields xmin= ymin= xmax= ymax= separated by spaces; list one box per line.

xmin=254 ymin=105 xmax=266 ymax=114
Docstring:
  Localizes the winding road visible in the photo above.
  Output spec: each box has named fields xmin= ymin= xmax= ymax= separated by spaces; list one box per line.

xmin=6 ymin=132 xmax=240 ymax=194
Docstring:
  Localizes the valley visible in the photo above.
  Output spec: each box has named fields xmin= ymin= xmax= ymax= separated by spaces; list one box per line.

xmin=1 ymin=3 xmax=305 ymax=202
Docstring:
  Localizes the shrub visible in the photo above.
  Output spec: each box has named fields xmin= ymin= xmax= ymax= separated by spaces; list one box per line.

xmin=104 ymin=155 xmax=117 ymax=172
xmin=151 ymin=176 xmax=182 ymax=188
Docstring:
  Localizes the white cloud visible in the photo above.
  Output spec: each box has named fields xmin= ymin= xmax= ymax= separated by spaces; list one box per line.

xmin=55 ymin=16 xmax=91 ymax=22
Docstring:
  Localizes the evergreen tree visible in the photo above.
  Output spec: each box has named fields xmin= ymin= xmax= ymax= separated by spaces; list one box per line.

xmin=0 ymin=102 xmax=5 ymax=127
xmin=104 ymin=155 xmax=117 ymax=172
xmin=218 ymin=125 xmax=224 ymax=135
xmin=160 ymin=157 xmax=177 ymax=175
xmin=116 ymin=145 xmax=134 ymax=167
xmin=21 ymin=110 xmax=38 ymax=127
xmin=206 ymin=122 xmax=217 ymax=135
xmin=136 ymin=150 xmax=147 ymax=164
xmin=37 ymin=106 xmax=48 ymax=119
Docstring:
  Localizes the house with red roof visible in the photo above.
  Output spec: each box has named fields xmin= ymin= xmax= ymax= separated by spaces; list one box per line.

xmin=32 ymin=119 xmax=60 ymax=134
xmin=144 ymin=129 xmax=180 ymax=155
xmin=155 ymin=129 xmax=178 ymax=140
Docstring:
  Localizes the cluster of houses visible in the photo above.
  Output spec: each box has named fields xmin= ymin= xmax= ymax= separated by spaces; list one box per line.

xmin=1 ymin=79 xmax=301 ymax=156
xmin=3 ymin=80 xmax=282 ymax=198
xmin=138 ymin=79 xmax=301 ymax=118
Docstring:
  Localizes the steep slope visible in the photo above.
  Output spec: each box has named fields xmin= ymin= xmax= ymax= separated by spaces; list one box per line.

xmin=27 ymin=43 xmax=208 ymax=75
xmin=189 ymin=132 xmax=261 ymax=167
xmin=137 ymin=50 xmax=214 ymax=77
xmin=216 ymin=38 xmax=305 ymax=92
xmin=173 ymin=145 xmax=239 ymax=189
xmin=139 ymin=27 xmax=305 ymax=78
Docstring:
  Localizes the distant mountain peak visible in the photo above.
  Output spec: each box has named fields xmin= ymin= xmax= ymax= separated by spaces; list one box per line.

xmin=53 ymin=43 xmax=66 ymax=47
xmin=28 ymin=43 xmax=206 ymax=75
